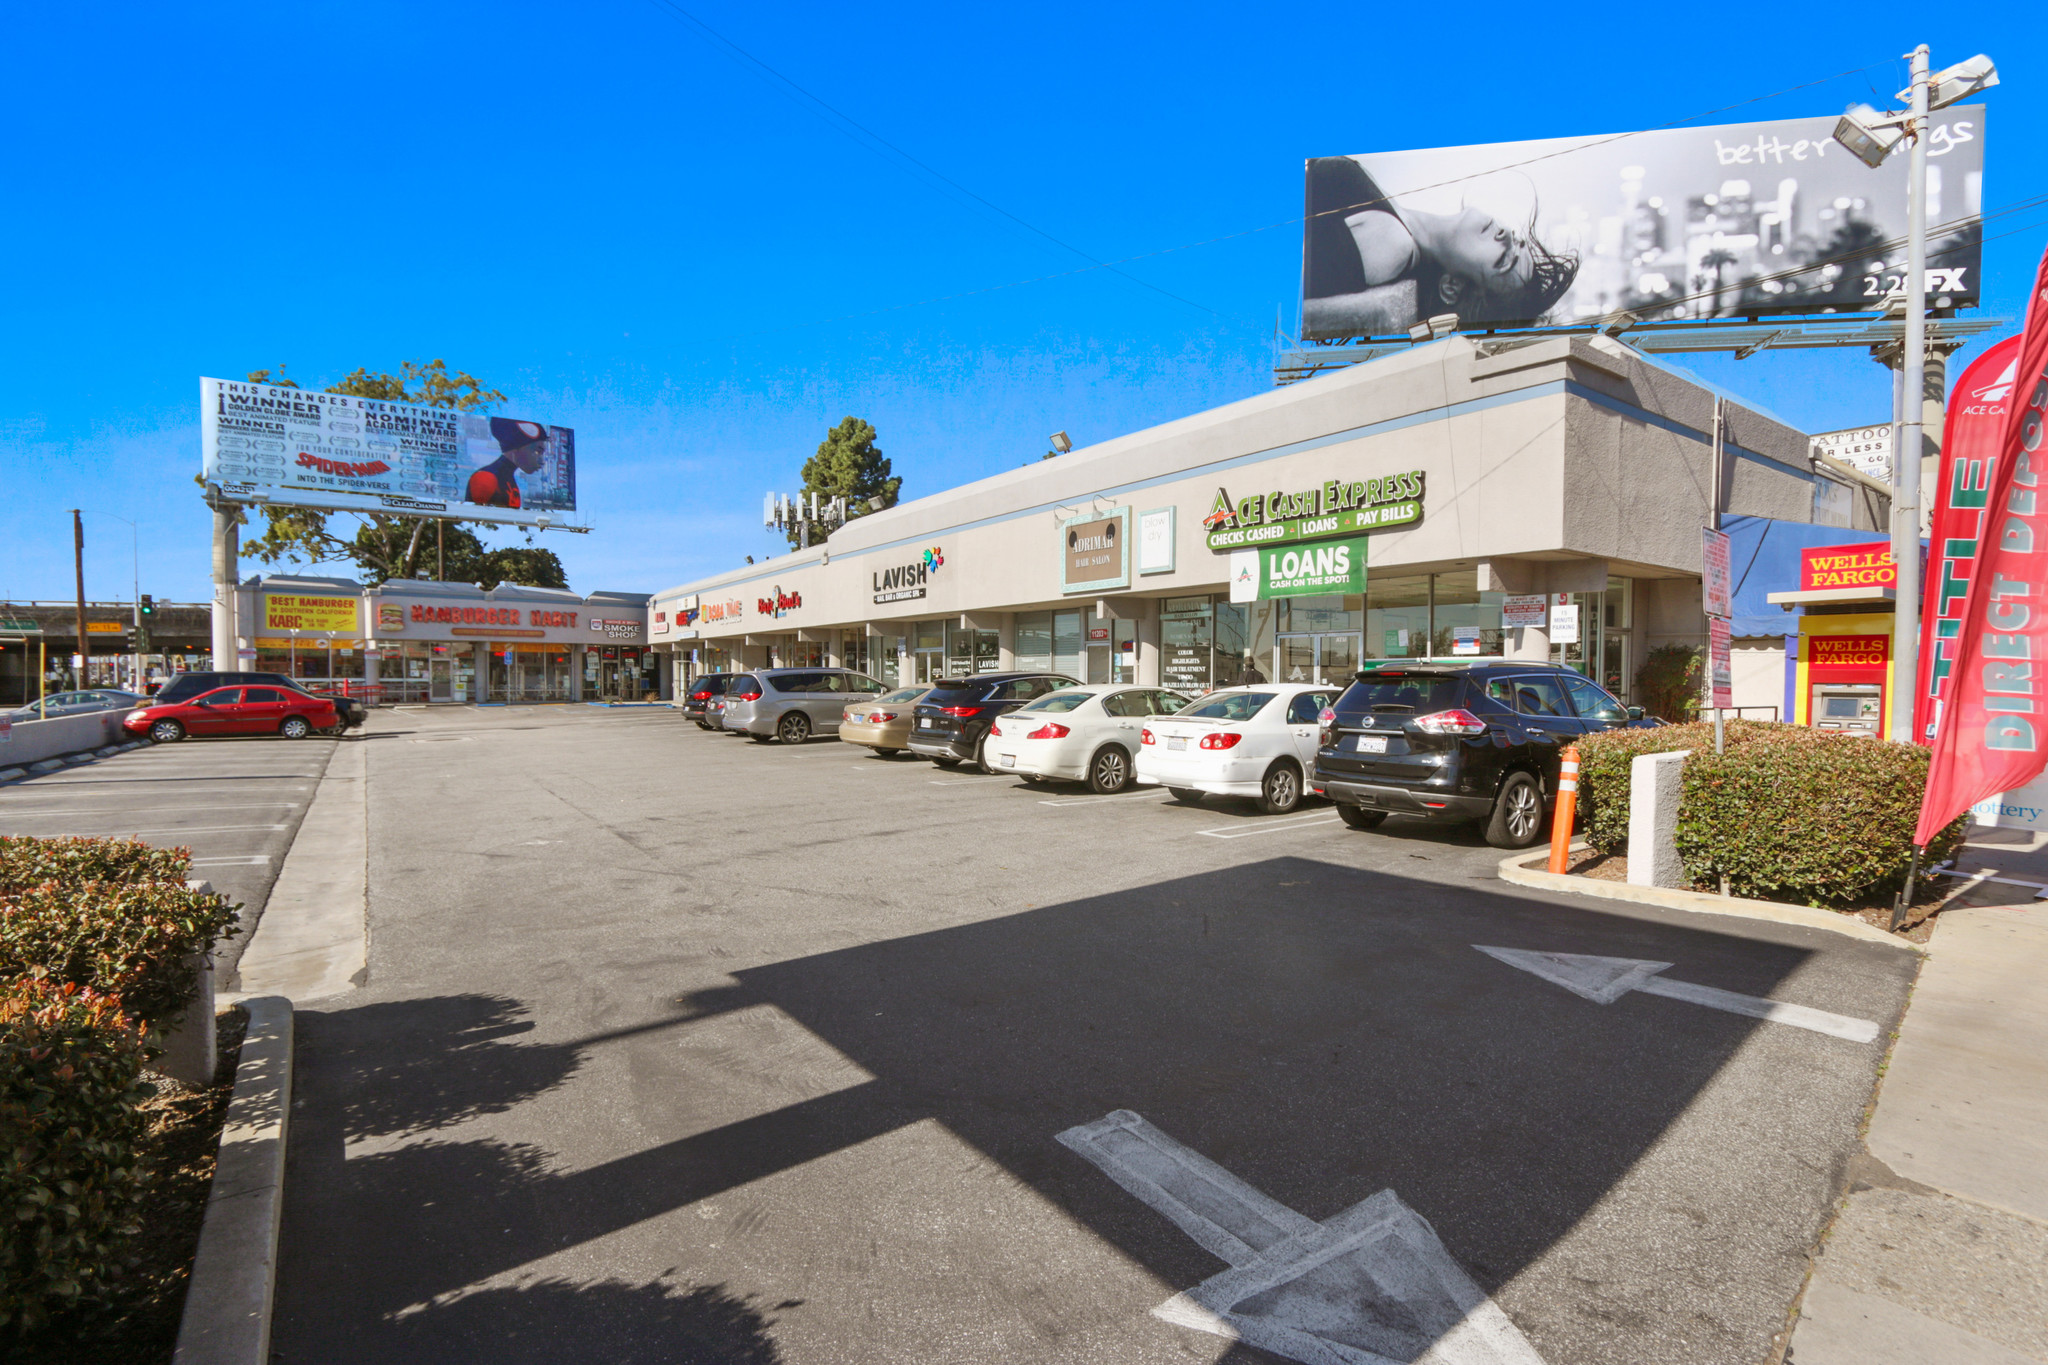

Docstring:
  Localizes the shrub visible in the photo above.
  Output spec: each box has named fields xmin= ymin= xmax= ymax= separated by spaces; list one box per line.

xmin=1576 ymin=720 xmax=1786 ymax=855
xmin=0 ymin=882 xmax=238 ymax=1031
xmin=1635 ymin=644 xmax=1703 ymax=723
xmin=1675 ymin=731 xmax=1968 ymax=905
xmin=0 ymin=978 xmax=150 ymax=1333
xmin=0 ymin=838 xmax=192 ymax=895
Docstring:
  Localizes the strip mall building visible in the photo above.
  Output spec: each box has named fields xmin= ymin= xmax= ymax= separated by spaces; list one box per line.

xmin=648 ymin=335 xmax=1888 ymax=707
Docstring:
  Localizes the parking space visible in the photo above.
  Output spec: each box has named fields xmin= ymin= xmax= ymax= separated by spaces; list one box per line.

xmin=0 ymin=731 xmax=339 ymax=979
xmin=267 ymin=707 xmax=1913 ymax=1365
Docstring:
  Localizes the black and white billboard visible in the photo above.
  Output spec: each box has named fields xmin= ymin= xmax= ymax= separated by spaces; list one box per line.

xmin=1302 ymin=109 xmax=1985 ymax=341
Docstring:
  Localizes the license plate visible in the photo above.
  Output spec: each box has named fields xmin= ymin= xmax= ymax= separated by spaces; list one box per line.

xmin=1000 ymin=753 xmax=1015 ymax=767
xmin=1167 ymin=736 xmax=1187 ymax=751
xmin=920 ymin=718 xmax=933 ymax=728
xmin=1354 ymin=735 xmax=1387 ymax=753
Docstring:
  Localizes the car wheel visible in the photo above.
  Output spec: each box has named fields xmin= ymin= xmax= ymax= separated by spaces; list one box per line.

xmin=933 ymin=756 xmax=961 ymax=769
xmin=874 ymin=748 xmax=902 ymax=758
xmin=778 ymin=711 xmax=811 ymax=744
xmin=315 ymin=723 xmax=346 ymax=737
xmin=148 ymin=719 xmax=185 ymax=744
xmin=1257 ymin=761 xmax=1303 ymax=814
xmin=1167 ymin=787 xmax=1204 ymax=806
xmin=1484 ymin=770 xmax=1546 ymax=849
xmin=1088 ymin=745 xmax=1131 ymax=794
xmin=696 ymin=721 xmax=712 ymax=731
xmin=1337 ymin=804 xmax=1388 ymax=831
xmin=280 ymin=716 xmax=312 ymax=740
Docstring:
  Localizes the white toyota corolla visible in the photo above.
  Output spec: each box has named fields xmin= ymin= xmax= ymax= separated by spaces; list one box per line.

xmin=1134 ymin=683 xmax=1341 ymax=813
xmin=982 ymin=685 xmax=1195 ymax=792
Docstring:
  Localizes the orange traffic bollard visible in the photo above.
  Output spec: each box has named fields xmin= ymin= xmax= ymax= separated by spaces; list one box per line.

xmin=1546 ymin=744 xmax=1581 ymax=874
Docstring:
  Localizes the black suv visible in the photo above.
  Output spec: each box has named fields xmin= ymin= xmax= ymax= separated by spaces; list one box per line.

xmin=680 ymin=673 xmax=737 ymax=729
xmin=1312 ymin=660 xmax=1651 ymax=849
xmin=908 ymin=672 xmax=1080 ymax=771
xmin=154 ymin=672 xmax=367 ymax=733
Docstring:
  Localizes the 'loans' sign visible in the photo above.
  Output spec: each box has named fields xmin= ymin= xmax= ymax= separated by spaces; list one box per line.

xmin=1230 ymin=539 xmax=1367 ymax=602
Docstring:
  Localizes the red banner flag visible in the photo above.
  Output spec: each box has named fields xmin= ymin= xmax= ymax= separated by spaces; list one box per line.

xmin=1917 ymin=245 xmax=2048 ymax=846
xmin=1914 ymin=333 xmax=2026 ymax=740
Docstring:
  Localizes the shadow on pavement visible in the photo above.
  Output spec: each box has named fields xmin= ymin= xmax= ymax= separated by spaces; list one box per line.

xmin=276 ymin=856 xmax=1898 ymax=1362
xmin=369 ymin=1273 xmax=788 ymax=1363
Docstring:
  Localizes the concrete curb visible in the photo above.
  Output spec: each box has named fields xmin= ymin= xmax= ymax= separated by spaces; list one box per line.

xmin=1498 ymin=847 xmax=1917 ymax=951
xmin=172 ymin=995 xmax=293 ymax=1365
xmin=229 ymin=737 xmax=367 ymax=1000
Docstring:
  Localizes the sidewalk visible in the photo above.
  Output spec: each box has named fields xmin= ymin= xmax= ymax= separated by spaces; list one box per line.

xmin=1787 ymin=828 xmax=2048 ymax=1365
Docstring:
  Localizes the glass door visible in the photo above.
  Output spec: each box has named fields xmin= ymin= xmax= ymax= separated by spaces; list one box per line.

xmin=429 ymin=660 xmax=452 ymax=701
xmin=1278 ymin=635 xmax=1316 ymax=684
xmin=1276 ymin=633 xmax=1359 ymax=685
xmin=1319 ymin=634 xmax=1361 ymax=684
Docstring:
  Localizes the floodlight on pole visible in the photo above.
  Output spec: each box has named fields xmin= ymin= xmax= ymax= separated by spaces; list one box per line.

xmin=1049 ymin=431 xmax=1072 ymax=454
xmin=1922 ymin=53 xmax=1998 ymax=110
xmin=1831 ymin=104 xmax=1907 ymax=168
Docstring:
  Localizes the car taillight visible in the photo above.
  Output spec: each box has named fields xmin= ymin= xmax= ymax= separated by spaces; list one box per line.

xmin=868 ymin=711 xmax=896 ymax=722
xmin=1199 ymin=732 xmax=1243 ymax=750
xmin=1141 ymin=728 xmax=1155 ymax=745
xmin=1026 ymin=722 xmax=1070 ymax=739
xmin=732 ymin=688 xmax=762 ymax=701
xmin=938 ymin=705 xmax=983 ymax=718
xmin=690 ymin=690 xmax=711 ymax=701
xmin=1318 ymin=706 xmax=1339 ymax=748
xmin=1415 ymin=708 xmax=1488 ymax=735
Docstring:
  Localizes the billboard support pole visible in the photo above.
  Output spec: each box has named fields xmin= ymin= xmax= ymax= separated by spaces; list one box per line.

xmin=1892 ymin=43 xmax=1931 ymax=744
xmin=72 ymin=510 xmax=87 ymax=689
xmin=211 ymin=498 xmax=238 ymax=672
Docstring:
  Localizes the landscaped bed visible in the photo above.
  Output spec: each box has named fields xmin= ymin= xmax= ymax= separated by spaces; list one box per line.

xmin=1558 ymin=847 xmax=1945 ymax=944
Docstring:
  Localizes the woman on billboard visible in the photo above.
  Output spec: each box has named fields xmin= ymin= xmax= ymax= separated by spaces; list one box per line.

xmin=1302 ymin=156 xmax=1578 ymax=338
xmin=467 ymin=418 xmax=549 ymax=510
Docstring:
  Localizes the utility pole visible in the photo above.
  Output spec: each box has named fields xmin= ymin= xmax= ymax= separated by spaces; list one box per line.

xmin=210 ymin=497 xmax=238 ymax=671
xmin=1890 ymin=43 xmax=1930 ymax=743
xmin=71 ymin=509 xmax=88 ymax=689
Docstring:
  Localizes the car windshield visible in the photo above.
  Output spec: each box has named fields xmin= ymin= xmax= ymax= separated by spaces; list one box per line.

xmin=875 ymin=688 xmax=926 ymax=704
xmin=1019 ymin=691 xmax=1093 ymax=713
xmin=1343 ymin=674 xmax=1463 ymax=713
xmin=1177 ymin=691 xmax=1275 ymax=721
xmin=926 ymin=682 xmax=992 ymax=702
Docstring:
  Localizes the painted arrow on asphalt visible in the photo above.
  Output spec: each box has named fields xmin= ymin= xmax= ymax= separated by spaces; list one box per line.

xmin=1058 ymin=1109 xmax=1546 ymax=1365
xmin=1472 ymin=946 xmax=1880 ymax=1043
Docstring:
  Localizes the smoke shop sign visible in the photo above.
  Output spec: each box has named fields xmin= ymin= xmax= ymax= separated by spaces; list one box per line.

xmin=1203 ymin=471 xmax=1425 ymax=551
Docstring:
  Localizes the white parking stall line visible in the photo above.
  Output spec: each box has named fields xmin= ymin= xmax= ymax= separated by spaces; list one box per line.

xmin=927 ymin=779 xmax=994 ymax=787
xmin=0 ymin=803 xmax=304 ymax=817
xmin=1196 ymin=814 xmax=1341 ymax=840
xmin=192 ymin=855 xmax=274 ymax=866
xmin=1039 ymin=791 xmax=1171 ymax=808
xmin=98 ymin=823 xmax=291 ymax=837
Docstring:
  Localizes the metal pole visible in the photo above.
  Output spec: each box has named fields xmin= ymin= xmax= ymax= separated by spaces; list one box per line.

xmin=71 ymin=509 xmax=88 ymax=689
xmin=211 ymin=499 xmax=238 ymax=671
xmin=1892 ymin=42 xmax=1930 ymax=743
xmin=130 ymin=520 xmax=140 ymax=690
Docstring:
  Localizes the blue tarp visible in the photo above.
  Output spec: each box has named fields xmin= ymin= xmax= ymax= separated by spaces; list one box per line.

xmin=1723 ymin=514 xmax=1912 ymax=638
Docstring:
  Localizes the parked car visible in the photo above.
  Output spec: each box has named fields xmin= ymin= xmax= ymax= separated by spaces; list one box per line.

xmin=907 ymin=672 xmax=1081 ymax=771
xmin=720 ymin=669 xmax=887 ymax=743
xmin=839 ymin=686 xmax=933 ymax=757
xmin=123 ymin=685 xmax=339 ymax=744
xmin=1135 ymin=684 xmax=1340 ymax=813
xmin=680 ymin=673 xmax=738 ymax=729
xmin=152 ymin=671 xmax=367 ymax=733
xmin=982 ymin=685 xmax=1194 ymax=792
xmin=4 ymin=689 xmax=144 ymax=723
xmin=1312 ymin=660 xmax=1652 ymax=849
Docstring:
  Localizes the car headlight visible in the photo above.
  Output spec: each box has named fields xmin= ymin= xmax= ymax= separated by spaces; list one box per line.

xmin=127 ymin=710 xmax=149 ymax=721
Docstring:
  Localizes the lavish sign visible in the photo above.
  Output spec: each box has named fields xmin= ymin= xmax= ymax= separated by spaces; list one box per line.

xmin=1800 ymin=543 xmax=1896 ymax=591
xmin=1229 ymin=539 xmax=1368 ymax=603
xmin=1061 ymin=509 xmax=1130 ymax=594
xmin=874 ymin=547 xmax=943 ymax=603
xmin=201 ymin=377 xmax=578 ymax=529
xmin=1204 ymin=474 xmax=1423 ymax=551
xmin=1302 ymin=108 xmax=1986 ymax=341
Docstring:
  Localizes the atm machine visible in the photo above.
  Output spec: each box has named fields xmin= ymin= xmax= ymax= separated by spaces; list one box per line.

xmin=1810 ymin=682 xmax=1883 ymax=737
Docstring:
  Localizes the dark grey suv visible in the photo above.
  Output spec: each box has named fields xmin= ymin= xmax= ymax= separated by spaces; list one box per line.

xmin=908 ymin=672 xmax=1081 ymax=771
xmin=721 ymin=668 xmax=886 ymax=743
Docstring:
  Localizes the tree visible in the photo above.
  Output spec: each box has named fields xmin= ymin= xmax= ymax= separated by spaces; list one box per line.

xmin=788 ymin=417 xmax=901 ymax=548
xmin=228 ymin=361 xmax=567 ymax=588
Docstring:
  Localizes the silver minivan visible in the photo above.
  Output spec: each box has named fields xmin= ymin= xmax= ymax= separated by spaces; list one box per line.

xmin=721 ymin=668 xmax=887 ymax=744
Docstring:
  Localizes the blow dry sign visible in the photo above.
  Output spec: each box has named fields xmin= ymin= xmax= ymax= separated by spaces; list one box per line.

xmin=1230 ymin=539 xmax=1367 ymax=602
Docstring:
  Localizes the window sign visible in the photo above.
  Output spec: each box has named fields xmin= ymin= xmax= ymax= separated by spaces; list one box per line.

xmin=1501 ymin=595 xmax=1547 ymax=628
xmin=1549 ymin=600 xmax=1581 ymax=645
xmin=1137 ymin=507 xmax=1175 ymax=575
xmin=1229 ymin=538 xmax=1368 ymax=602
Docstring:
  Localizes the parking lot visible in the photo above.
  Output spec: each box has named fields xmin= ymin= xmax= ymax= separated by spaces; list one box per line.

xmin=0 ymin=731 xmax=339 ymax=981
xmin=239 ymin=703 xmax=1915 ymax=1365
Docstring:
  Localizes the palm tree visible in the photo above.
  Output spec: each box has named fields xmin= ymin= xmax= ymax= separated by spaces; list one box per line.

xmin=1701 ymin=248 xmax=1739 ymax=316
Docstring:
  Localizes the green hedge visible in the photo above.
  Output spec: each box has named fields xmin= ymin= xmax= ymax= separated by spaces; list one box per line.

xmin=1675 ymin=730 xmax=1968 ymax=905
xmin=0 ymin=979 xmax=151 ymax=1332
xmin=0 ymin=837 xmax=193 ymax=895
xmin=1576 ymin=720 xmax=1785 ymax=855
xmin=0 ymin=882 xmax=239 ymax=1031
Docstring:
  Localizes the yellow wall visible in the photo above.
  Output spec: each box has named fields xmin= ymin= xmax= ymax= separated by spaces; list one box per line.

xmin=1793 ymin=612 xmax=1895 ymax=732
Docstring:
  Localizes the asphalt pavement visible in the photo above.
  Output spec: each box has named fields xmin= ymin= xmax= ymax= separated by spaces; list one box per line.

xmin=266 ymin=705 xmax=1918 ymax=1365
xmin=0 ymin=729 xmax=338 ymax=980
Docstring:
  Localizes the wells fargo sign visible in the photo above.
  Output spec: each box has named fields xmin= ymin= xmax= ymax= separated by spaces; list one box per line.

xmin=264 ymin=593 xmax=361 ymax=633
xmin=1800 ymin=543 xmax=1896 ymax=591
xmin=1810 ymin=634 xmax=1890 ymax=669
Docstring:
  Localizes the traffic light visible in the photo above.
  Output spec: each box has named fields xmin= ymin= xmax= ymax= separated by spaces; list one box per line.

xmin=136 ymin=626 xmax=151 ymax=652
xmin=139 ymin=594 xmax=154 ymax=618
xmin=124 ymin=628 xmax=138 ymax=652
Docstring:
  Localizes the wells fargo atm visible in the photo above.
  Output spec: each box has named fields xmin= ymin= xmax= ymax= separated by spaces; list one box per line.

xmin=1767 ymin=542 xmax=1897 ymax=738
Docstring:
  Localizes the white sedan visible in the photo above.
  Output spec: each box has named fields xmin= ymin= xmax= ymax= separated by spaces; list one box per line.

xmin=1134 ymin=683 xmax=1341 ymax=814
xmin=983 ymin=685 xmax=1195 ymax=792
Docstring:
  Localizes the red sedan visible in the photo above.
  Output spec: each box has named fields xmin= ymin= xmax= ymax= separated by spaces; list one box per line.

xmin=123 ymin=685 xmax=339 ymax=744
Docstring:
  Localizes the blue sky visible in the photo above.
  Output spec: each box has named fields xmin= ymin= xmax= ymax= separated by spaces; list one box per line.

xmin=2 ymin=2 xmax=2040 ymax=604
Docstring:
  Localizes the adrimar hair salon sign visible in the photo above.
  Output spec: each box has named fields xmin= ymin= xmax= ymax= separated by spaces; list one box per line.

xmin=1203 ymin=472 xmax=1424 ymax=551
xmin=1800 ymin=542 xmax=1896 ymax=591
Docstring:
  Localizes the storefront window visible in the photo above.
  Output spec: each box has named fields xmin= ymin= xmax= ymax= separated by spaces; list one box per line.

xmin=1160 ymin=598 xmax=1213 ymax=693
xmin=1213 ymin=600 xmax=1275 ymax=686
xmin=1016 ymin=615 xmax=1052 ymax=673
xmin=1052 ymin=610 xmax=1083 ymax=679
xmin=1429 ymin=570 xmax=1508 ymax=658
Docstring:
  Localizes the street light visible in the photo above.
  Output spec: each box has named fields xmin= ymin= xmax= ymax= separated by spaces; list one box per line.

xmin=1828 ymin=47 xmax=1998 ymax=743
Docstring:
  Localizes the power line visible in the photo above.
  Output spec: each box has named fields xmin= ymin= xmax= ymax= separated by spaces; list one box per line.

xmin=637 ymin=0 xmax=1259 ymax=330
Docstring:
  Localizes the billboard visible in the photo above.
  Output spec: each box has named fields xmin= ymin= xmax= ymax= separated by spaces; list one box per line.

xmin=202 ymin=377 xmax=578 ymax=528
xmin=1302 ymin=108 xmax=1984 ymax=341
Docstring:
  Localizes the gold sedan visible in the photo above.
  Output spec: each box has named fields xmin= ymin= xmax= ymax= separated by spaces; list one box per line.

xmin=840 ymin=686 xmax=932 ymax=757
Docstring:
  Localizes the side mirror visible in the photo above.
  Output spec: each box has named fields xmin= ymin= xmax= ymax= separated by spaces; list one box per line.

xmin=1627 ymin=706 xmax=1644 ymax=720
